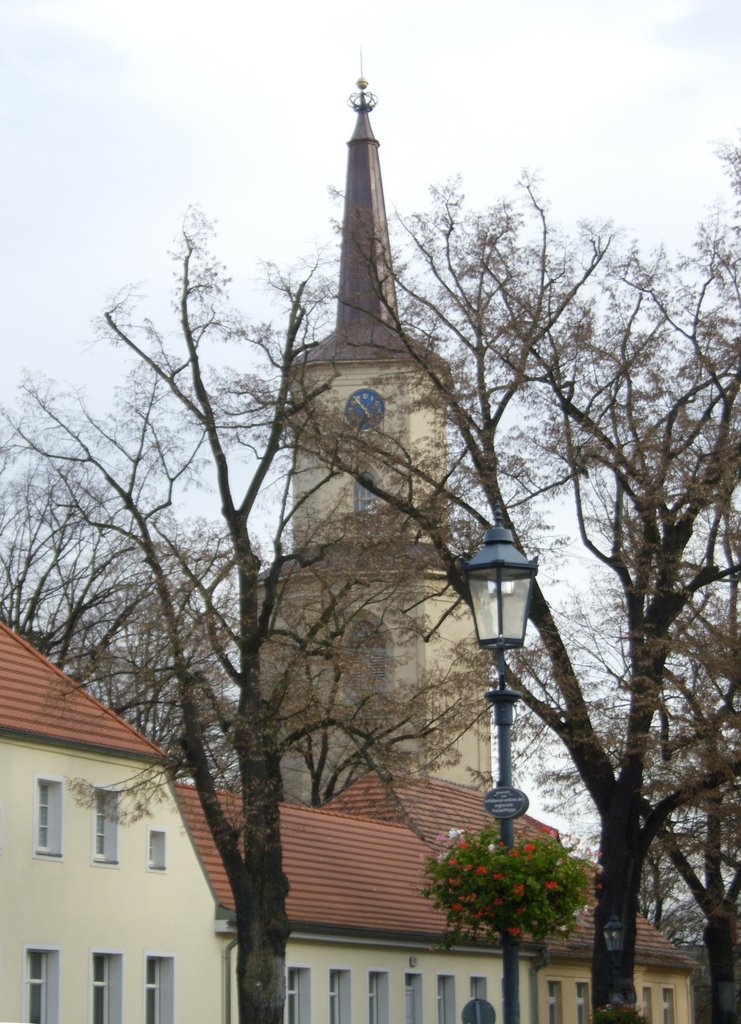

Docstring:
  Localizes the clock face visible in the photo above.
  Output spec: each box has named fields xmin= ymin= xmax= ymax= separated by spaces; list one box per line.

xmin=344 ymin=388 xmax=385 ymax=430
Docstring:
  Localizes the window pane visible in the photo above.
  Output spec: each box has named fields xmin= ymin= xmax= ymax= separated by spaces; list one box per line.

xmin=28 ymin=951 xmax=47 ymax=1024
xmin=576 ymin=982 xmax=589 ymax=1024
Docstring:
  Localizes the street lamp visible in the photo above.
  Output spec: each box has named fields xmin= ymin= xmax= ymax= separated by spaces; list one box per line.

xmin=461 ymin=507 xmax=538 ymax=1024
xmin=603 ymin=913 xmax=625 ymax=1003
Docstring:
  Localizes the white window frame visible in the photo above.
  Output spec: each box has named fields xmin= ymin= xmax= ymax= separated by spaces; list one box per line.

xmin=92 ymin=788 xmax=119 ymax=865
xmin=34 ymin=776 xmax=64 ymax=858
xmin=662 ymin=987 xmax=675 ymax=1024
xmin=436 ymin=974 xmax=455 ymax=1024
xmin=368 ymin=970 xmax=389 ymax=1024
xmin=24 ymin=945 xmax=61 ymax=1024
xmin=329 ymin=968 xmax=350 ymax=1024
xmin=286 ymin=966 xmax=311 ymax=1024
xmin=469 ymin=976 xmax=487 ymax=1001
xmin=144 ymin=954 xmax=175 ymax=1024
xmin=90 ymin=950 xmax=123 ymax=1024
xmin=147 ymin=827 xmax=168 ymax=871
xmin=576 ymin=981 xmax=589 ymax=1024
xmin=404 ymin=973 xmax=423 ymax=1024
xmin=547 ymin=980 xmax=562 ymax=1024
xmin=643 ymin=986 xmax=654 ymax=1023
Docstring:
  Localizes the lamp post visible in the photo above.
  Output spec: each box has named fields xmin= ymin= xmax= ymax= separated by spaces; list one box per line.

xmin=603 ymin=913 xmax=625 ymax=1004
xmin=461 ymin=507 xmax=538 ymax=1024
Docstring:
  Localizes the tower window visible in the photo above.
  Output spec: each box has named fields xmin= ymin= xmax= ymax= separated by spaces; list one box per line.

xmin=345 ymin=620 xmax=387 ymax=700
xmin=354 ymin=473 xmax=377 ymax=513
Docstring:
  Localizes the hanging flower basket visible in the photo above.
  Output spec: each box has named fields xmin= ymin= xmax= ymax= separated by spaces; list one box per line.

xmin=422 ymin=826 xmax=590 ymax=946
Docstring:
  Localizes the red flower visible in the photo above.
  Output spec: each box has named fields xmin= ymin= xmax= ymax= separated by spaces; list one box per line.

xmin=546 ymin=880 xmax=559 ymax=890
xmin=459 ymin=842 xmax=469 ymax=850
xmin=492 ymin=873 xmax=504 ymax=881
xmin=476 ymin=866 xmax=488 ymax=875
xmin=452 ymin=902 xmax=464 ymax=911
xmin=524 ymin=843 xmax=536 ymax=852
xmin=507 ymin=926 xmax=522 ymax=935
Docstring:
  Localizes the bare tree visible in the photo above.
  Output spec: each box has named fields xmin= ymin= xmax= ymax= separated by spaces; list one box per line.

xmin=305 ymin=174 xmax=741 ymax=1006
xmin=5 ymin=211 xmax=487 ymax=1023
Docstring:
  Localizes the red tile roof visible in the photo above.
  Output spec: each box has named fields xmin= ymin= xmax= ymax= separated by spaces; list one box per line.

xmin=326 ymin=771 xmax=555 ymax=846
xmin=176 ymin=784 xmax=447 ymax=937
xmin=176 ymin=776 xmax=694 ymax=969
xmin=0 ymin=620 xmax=161 ymax=759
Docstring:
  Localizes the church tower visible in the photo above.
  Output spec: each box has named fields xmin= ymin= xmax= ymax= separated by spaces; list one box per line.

xmin=286 ymin=82 xmax=489 ymax=799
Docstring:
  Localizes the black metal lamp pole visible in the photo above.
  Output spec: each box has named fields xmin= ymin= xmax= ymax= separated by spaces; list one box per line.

xmin=461 ymin=508 xmax=538 ymax=1024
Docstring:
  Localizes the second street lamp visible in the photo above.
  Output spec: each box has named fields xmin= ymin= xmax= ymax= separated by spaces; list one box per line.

xmin=461 ymin=507 xmax=538 ymax=1024
xmin=603 ymin=913 xmax=625 ymax=1004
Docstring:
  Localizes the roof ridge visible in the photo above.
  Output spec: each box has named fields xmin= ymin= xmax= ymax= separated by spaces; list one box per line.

xmin=175 ymin=782 xmax=422 ymax=836
xmin=0 ymin=619 xmax=163 ymax=758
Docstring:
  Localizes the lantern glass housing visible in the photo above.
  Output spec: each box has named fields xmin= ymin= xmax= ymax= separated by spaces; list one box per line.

xmin=603 ymin=914 xmax=624 ymax=953
xmin=461 ymin=509 xmax=538 ymax=650
xmin=467 ymin=566 xmax=533 ymax=647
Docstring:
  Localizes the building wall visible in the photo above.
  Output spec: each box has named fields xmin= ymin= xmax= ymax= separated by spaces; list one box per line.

xmin=0 ymin=735 xmax=222 ymax=1024
xmin=539 ymin=957 xmax=694 ymax=1024
xmin=282 ymin=933 xmax=523 ymax=1024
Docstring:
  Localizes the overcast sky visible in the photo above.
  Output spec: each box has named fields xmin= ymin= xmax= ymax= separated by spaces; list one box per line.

xmin=2 ymin=0 xmax=740 ymax=403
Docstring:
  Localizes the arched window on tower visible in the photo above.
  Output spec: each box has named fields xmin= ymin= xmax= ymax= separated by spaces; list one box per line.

xmin=354 ymin=472 xmax=377 ymax=513
xmin=344 ymin=619 xmax=387 ymax=701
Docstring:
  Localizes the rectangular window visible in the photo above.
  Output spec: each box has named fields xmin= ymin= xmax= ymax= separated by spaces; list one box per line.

xmin=547 ymin=981 xmax=562 ymax=1024
xmin=470 ymin=976 xmax=487 ymax=1001
xmin=35 ymin=778 xmax=63 ymax=856
xmin=404 ymin=974 xmax=422 ymax=1024
xmin=148 ymin=828 xmax=167 ymax=871
xmin=368 ymin=971 xmax=389 ymax=1024
xmin=662 ymin=988 xmax=675 ymax=1024
xmin=92 ymin=952 xmax=123 ymax=1024
xmin=329 ymin=969 xmax=350 ymax=1024
xmin=25 ymin=948 xmax=60 ymax=1024
xmin=436 ymin=975 xmax=455 ymax=1024
xmin=286 ymin=967 xmax=310 ymax=1024
xmin=93 ymin=789 xmax=119 ymax=863
xmin=145 ymin=956 xmax=174 ymax=1024
xmin=643 ymin=987 xmax=654 ymax=1023
xmin=576 ymin=982 xmax=589 ymax=1024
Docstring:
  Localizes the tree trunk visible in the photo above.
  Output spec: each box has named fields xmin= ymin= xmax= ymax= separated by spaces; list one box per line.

xmin=704 ymin=911 xmax=738 ymax=1024
xmin=232 ymin=852 xmax=290 ymax=1024
xmin=592 ymin=794 xmax=644 ymax=1008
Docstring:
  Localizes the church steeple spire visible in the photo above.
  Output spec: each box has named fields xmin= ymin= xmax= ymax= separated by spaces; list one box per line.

xmin=309 ymin=79 xmax=404 ymax=362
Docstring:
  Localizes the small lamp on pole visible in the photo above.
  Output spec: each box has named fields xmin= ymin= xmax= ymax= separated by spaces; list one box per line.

xmin=460 ymin=506 xmax=538 ymax=1024
xmin=603 ymin=913 xmax=625 ymax=1003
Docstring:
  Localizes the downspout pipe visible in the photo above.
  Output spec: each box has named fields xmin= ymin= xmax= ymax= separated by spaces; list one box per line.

xmin=224 ymin=937 xmax=238 ymax=1024
xmin=530 ymin=946 xmax=550 ymax=1024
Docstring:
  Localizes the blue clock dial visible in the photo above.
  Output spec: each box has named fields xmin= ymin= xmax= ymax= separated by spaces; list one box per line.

xmin=344 ymin=388 xmax=385 ymax=430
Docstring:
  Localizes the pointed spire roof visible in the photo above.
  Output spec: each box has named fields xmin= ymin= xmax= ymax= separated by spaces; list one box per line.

xmin=308 ymin=79 xmax=406 ymax=363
